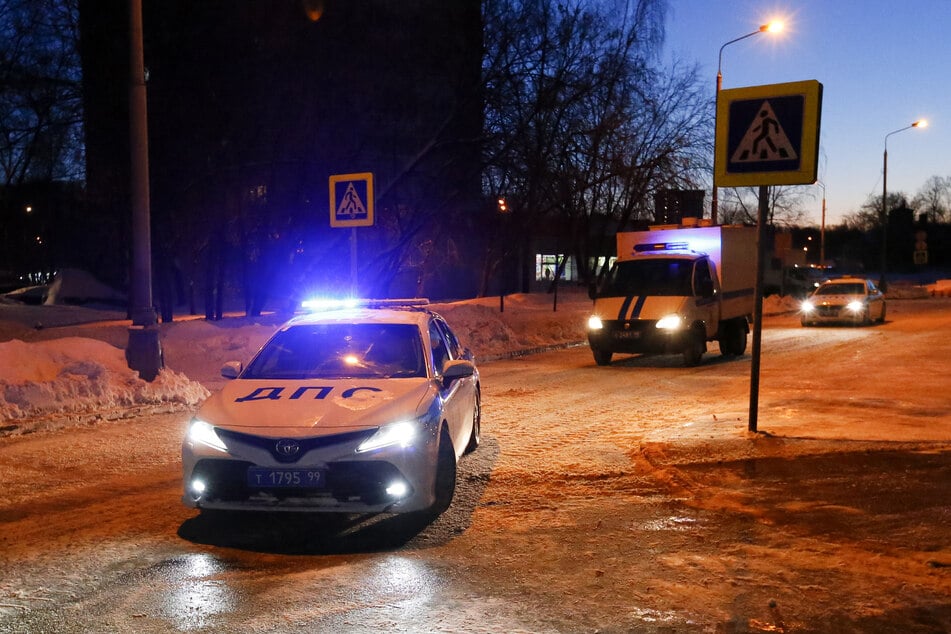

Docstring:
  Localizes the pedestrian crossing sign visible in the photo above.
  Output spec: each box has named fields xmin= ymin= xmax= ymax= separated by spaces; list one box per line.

xmin=329 ymin=172 xmax=374 ymax=227
xmin=715 ymin=80 xmax=822 ymax=187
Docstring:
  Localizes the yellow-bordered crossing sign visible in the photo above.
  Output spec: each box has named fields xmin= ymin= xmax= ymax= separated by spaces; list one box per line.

xmin=329 ymin=172 xmax=374 ymax=227
xmin=715 ymin=80 xmax=822 ymax=187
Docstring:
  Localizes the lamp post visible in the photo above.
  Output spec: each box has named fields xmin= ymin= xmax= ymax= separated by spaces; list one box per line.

xmin=125 ymin=0 xmax=163 ymax=381
xmin=712 ymin=21 xmax=783 ymax=224
xmin=816 ymin=180 xmax=826 ymax=266
xmin=881 ymin=119 xmax=926 ymax=290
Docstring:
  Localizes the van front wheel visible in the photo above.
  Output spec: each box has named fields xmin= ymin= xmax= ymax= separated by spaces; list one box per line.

xmin=683 ymin=333 xmax=704 ymax=367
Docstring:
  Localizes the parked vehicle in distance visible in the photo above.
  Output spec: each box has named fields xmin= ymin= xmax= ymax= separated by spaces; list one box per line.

xmin=182 ymin=299 xmax=480 ymax=518
xmin=800 ymin=277 xmax=886 ymax=326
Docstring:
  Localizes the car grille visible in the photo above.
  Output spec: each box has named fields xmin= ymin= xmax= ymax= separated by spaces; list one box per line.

xmin=192 ymin=458 xmax=407 ymax=506
xmin=216 ymin=427 xmax=376 ymax=464
xmin=816 ymin=306 xmax=842 ymax=317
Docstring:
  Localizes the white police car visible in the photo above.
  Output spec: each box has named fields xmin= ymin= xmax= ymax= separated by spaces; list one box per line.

xmin=182 ymin=299 xmax=480 ymax=517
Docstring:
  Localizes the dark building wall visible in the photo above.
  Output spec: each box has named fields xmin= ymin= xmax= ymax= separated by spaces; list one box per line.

xmin=79 ymin=0 xmax=483 ymax=308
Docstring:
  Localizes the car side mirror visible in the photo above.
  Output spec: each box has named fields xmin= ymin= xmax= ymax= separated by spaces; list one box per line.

xmin=442 ymin=359 xmax=474 ymax=388
xmin=220 ymin=361 xmax=242 ymax=379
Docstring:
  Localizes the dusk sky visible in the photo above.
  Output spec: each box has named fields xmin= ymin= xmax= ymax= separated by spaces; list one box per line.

xmin=664 ymin=0 xmax=950 ymax=225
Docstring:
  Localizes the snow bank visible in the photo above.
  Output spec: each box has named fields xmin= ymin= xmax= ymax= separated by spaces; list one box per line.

xmin=44 ymin=268 xmax=125 ymax=305
xmin=0 ymin=337 xmax=208 ymax=434
xmin=431 ymin=291 xmax=591 ymax=360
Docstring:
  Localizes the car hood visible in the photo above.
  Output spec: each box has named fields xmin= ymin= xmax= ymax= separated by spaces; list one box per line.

xmin=594 ymin=295 xmax=690 ymax=321
xmin=196 ymin=377 xmax=436 ymax=438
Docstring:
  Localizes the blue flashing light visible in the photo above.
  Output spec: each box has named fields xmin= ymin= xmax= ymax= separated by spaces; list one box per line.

xmin=634 ymin=241 xmax=691 ymax=253
xmin=301 ymin=297 xmax=361 ymax=311
xmin=301 ymin=297 xmax=431 ymax=312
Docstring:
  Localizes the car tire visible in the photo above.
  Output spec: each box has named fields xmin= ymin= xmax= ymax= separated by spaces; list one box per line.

xmin=592 ymin=347 xmax=613 ymax=366
xmin=800 ymin=318 xmax=812 ymax=327
xmin=719 ymin=320 xmax=747 ymax=356
xmin=464 ymin=389 xmax=481 ymax=455
xmin=878 ymin=303 xmax=887 ymax=323
xmin=430 ymin=426 xmax=456 ymax=516
xmin=683 ymin=332 xmax=704 ymax=367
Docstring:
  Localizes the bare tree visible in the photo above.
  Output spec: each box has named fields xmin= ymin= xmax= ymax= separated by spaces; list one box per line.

xmin=0 ymin=0 xmax=84 ymax=276
xmin=841 ymin=192 xmax=910 ymax=231
xmin=717 ymin=186 xmax=810 ymax=228
xmin=480 ymin=0 xmax=709 ymax=291
xmin=913 ymin=175 xmax=951 ymax=223
xmin=0 ymin=0 xmax=83 ymax=186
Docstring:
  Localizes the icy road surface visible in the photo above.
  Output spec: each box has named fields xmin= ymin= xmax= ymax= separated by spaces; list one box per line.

xmin=1 ymin=299 xmax=949 ymax=632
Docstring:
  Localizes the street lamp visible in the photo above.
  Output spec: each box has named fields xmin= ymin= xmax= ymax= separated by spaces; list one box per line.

xmin=712 ymin=20 xmax=783 ymax=223
xmin=816 ymin=180 xmax=826 ymax=266
xmin=880 ymin=119 xmax=926 ymax=290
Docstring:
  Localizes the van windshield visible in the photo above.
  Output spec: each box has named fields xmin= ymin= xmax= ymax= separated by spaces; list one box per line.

xmin=600 ymin=258 xmax=695 ymax=297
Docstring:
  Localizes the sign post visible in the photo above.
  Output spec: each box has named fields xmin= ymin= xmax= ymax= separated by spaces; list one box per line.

xmin=329 ymin=173 xmax=375 ymax=295
xmin=715 ymin=80 xmax=823 ymax=432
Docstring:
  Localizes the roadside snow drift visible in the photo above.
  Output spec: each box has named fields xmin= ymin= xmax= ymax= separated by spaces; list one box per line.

xmin=0 ymin=337 xmax=208 ymax=432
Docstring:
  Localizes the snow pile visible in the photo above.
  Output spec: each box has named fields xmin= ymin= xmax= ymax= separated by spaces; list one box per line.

xmin=0 ymin=337 xmax=208 ymax=432
xmin=44 ymin=268 xmax=125 ymax=305
xmin=431 ymin=291 xmax=590 ymax=360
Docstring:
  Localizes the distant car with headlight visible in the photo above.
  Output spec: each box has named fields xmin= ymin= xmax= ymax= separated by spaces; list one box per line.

xmin=182 ymin=299 xmax=480 ymax=517
xmin=800 ymin=277 xmax=886 ymax=326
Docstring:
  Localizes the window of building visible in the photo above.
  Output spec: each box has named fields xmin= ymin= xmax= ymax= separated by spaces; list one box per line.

xmin=535 ymin=254 xmax=576 ymax=282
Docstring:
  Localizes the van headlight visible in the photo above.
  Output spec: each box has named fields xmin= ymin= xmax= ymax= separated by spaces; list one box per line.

xmin=655 ymin=314 xmax=683 ymax=330
xmin=587 ymin=315 xmax=603 ymax=330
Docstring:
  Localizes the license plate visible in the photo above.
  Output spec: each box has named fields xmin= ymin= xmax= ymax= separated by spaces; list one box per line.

xmin=247 ymin=468 xmax=324 ymax=488
xmin=614 ymin=330 xmax=640 ymax=340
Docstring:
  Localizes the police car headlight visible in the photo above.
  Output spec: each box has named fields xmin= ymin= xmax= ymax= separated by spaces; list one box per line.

xmin=846 ymin=300 xmax=865 ymax=313
xmin=655 ymin=314 xmax=683 ymax=330
xmin=587 ymin=315 xmax=604 ymax=331
xmin=357 ymin=421 xmax=417 ymax=453
xmin=186 ymin=419 xmax=227 ymax=452
xmin=801 ymin=300 xmax=815 ymax=313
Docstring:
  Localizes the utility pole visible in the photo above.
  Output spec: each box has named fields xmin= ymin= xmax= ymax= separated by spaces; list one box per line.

xmin=125 ymin=0 xmax=163 ymax=381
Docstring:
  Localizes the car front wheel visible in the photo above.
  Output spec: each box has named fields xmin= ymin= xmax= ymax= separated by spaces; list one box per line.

xmin=464 ymin=390 xmax=481 ymax=454
xmin=592 ymin=347 xmax=613 ymax=366
xmin=429 ymin=426 xmax=457 ymax=516
xmin=683 ymin=332 xmax=704 ymax=367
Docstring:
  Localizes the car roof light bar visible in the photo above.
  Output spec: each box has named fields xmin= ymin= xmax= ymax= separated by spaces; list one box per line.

xmin=301 ymin=298 xmax=430 ymax=312
xmin=633 ymin=241 xmax=692 ymax=252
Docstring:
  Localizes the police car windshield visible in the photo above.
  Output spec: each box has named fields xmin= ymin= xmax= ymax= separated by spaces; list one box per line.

xmin=601 ymin=259 xmax=694 ymax=297
xmin=243 ymin=323 xmax=426 ymax=379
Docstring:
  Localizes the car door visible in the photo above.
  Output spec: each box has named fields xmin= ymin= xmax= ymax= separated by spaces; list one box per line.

xmin=693 ymin=257 xmax=719 ymax=339
xmin=429 ymin=318 xmax=476 ymax=456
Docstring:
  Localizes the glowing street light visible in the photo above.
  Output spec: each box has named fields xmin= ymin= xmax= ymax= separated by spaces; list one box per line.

xmin=712 ymin=20 xmax=784 ymax=223
xmin=880 ymin=119 xmax=927 ymax=289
